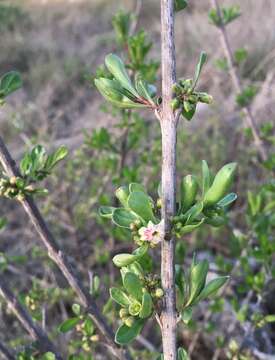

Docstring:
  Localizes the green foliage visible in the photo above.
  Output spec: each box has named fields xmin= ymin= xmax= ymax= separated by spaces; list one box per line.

xmin=209 ymin=5 xmax=241 ymax=27
xmin=0 ymin=71 xmax=22 ymax=105
xmin=171 ymin=52 xmax=212 ymax=121
xmin=236 ymin=85 xmax=258 ymax=107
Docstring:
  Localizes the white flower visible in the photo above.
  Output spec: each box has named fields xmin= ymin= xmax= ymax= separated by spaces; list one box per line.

xmin=138 ymin=220 xmax=164 ymax=246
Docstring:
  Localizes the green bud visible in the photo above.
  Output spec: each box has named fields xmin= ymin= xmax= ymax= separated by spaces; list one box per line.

xmin=171 ymin=98 xmax=180 ymax=111
xmin=124 ymin=316 xmax=135 ymax=327
xmin=129 ymin=301 xmax=142 ymax=316
xmin=119 ymin=308 xmax=129 ymax=318
xmin=156 ymin=198 xmax=162 ymax=208
xmin=198 ymin=92 xmax=213 ymax=104
xmin=172 ymin=83 xmax=182 ymax=95
xmin=188 ymin=94 xmax=198 ymax=104
xmin=155 ymin=288 xmax=164 ymax=298
xmin=204 ymin=163 xmax=237 ymax=207
xmin=181 ymin=175 xmax=198 ymax=212
xmin=130 ymin=222 xmax=137 ymax=231
xmin=9 ymin=176 xmax=17 ymax=185
xmin=115 ymin=185 xmax=129 ymax=207
xmin=179 ymin=78 xmax=193 ymax=90
xmin=90 ymin=335 xmax=99 ymax=342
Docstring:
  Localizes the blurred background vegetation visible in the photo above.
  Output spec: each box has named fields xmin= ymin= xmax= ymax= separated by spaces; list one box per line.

xmin=0 ymin=0 xmax=275 ymax=359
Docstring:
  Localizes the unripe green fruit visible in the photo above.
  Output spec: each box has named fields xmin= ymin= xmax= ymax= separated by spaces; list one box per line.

xmin=119 ymin=308 xmax=129 ymax=318
xmin=124 ymin=316 xmax=135 ymax=327
xmin=204 ymin=163 xmax=237 ymax=207
xmin=181 ymin=175 xmax=198 ymax=212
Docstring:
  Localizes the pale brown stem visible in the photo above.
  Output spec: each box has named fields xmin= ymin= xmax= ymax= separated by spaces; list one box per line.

xmin=0 ymin=137 xmax=131 ymax=360
xmin=160 ymin=0 xmax=178 ymax=359
xmin=0 ymin=278 xmax=63 ymax=359
xmin=210 ymin=0 xmax=268 ymax=162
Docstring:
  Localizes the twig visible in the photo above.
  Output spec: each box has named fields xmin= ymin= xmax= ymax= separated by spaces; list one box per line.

xmin=0 ymin=340 xmax=15 ymax=360
xmin=210 ymin=0 xmax=268 ymax=162
xmin=0 ymin=277 xmax=63 ymax=359
xmin=0 ymin=136 xmax=132 ymax=360
xmin=160 ymin=0 xmax=177 ymax=359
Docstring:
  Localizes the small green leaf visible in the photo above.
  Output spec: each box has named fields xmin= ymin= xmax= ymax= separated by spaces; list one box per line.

xmin=115 ymin=319 xmax=145 ymax=345
xmin=123 ymin=272 xmax=143 ymax=301
xmin=181 ymin=307 xmax=193 ymax=324
xmin=202 ymin=160 xmax=211 ymax=196
xmin=99 ymin=206 xmax=116 ymax=219
xmin=127 ymin=191 xmax=156 ymax=222
xmin=115 ymin=186 xmax=130 ymax=207
xmin=72 ymin=304 xmax=81 ymax=316
xmin=139 ymin=292 xmax=153 ymax=318
xmin=217 ymin=193 xmax=237 ymax=207
xmin=178 ymin=347 xmax=189 ymax=360
xmin=186 ymin=260 xmax=209 ymax=306
xmin=180 ymin=219 xmax=204 ymax=235
xmin=105 ymin=53 xmax=139 ymax=98
xmin=181 ymin=103 xmax=196 ymax=121
xmin=45 ymin=146 xmax=68 ymax=171
xmin=264 ymin=315 xmax=275 ymax=323
xmin=0 ymin=71 xmax=22 ymax=97
xmin=185 ymin=202 xmax=204 ymax=225
xmin=112 ymin=244 xmax=148 ymax=267
xmin=110 ymin=288 xmax=130 ymax=307
xmin=58 ymin=317 xmax=80 ymax=333
xmin=112 ymin=208 xmax=138 ymax=228
xmin=174 ymin=0 xmax=188 ymax=12
xmin=193 ymin=52 xmax=207 ymax=89
xmin=195 ymin=276 xmax=229 ymax=303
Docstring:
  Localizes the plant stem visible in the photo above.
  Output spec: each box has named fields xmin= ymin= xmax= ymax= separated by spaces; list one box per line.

xmin=210 ymin=0 xmax=268 ymax=162
xmin=0 ymin=277 xmax=63 ymax=359
xmin=0 ymin=137 xmax=132 ymax=360
xmin=160 ymin=0 xmax=177 ymax=359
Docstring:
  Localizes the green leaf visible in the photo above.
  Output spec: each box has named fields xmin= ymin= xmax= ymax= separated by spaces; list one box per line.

xmin=42 ymin=353 xmax=56 ymax=360
xmin=134 ymin=74 xmax=155 ymax=106
xmin=112 ymin=208 xmax=138 ymax=228
xmin=202 ymin=160 xmax=211 ymax=196
xmin=264 ymin=315 xmax=275 ymax=323
xmin=127 ymin=191 xmax=156 ymax=223
xmin=217 ymin=193 xmax=237 ymax=207
xmin=112 ymin=244 xmax=148 ymax=267
xmin=181 ymin=307 xmax=193 ymax=325
xmin=45 ymin=146 xmax=68 ymax=171
xmin=195 ymin=276 xmax=229 ymax=303
xmin=174 ymin=0 xmax=188 ymax=12
xmin=99 ymin=206 xmax=116 ymax=219
xmin=139 ymin=292 xmax=153 ymax=318
xmin=193 ymin=52 xmax=207 ymax=89
xmin=105 ymin=54 xmax=139 ymax=97
xmin=129 ymin=183 xmax=146 ymax=194
xmin=72 ymin=304 xmax=81 ymax=316
xmin=58 ymin=317 xmax=80 ymax=333
xmin=181 ymin=102 xmax=196 ymax=121
xmin=0 ymin=71 xmax=22 ymax=97
xmin=178 ymin=347 xmax=189 ymax=360
xmin=123 ymin=272 xmax=143 ymax=301
xmin=110 ymin=288 xmax=130 ymax=307
xmin=180 ymin=219 xmax=204 ymax=235
xmin=185 ymin=202 xmax=204 ymax=225
xmin=115 ymin=319 xmax=145 ymax=345
xmin=186 ymin=260 xmax=209 ymax=306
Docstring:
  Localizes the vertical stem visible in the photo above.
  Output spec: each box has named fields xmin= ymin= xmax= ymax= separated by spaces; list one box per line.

xmin=210 ymin=0 xmax=268 ymax=162
xmin=160 ymin=0 xmax=177 ymax=359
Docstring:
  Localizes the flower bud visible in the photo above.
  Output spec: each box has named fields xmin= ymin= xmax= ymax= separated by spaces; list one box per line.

xmin=9 ymin=176 xmax=17 ymax=185
xmin=155 ymin=288 xmax=164 ymax=298
xmin=156 ymin=198 xmax=162 ymax=208
xmin=17 ymin=193 xmax=25 ymax=202
xmin=198 ymin=92 xmax=213 ymax=104
xmin=119 ymin=308 xmax=129 ymax=318
xmin=90 ymin=335 xmax=99 ymax=342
